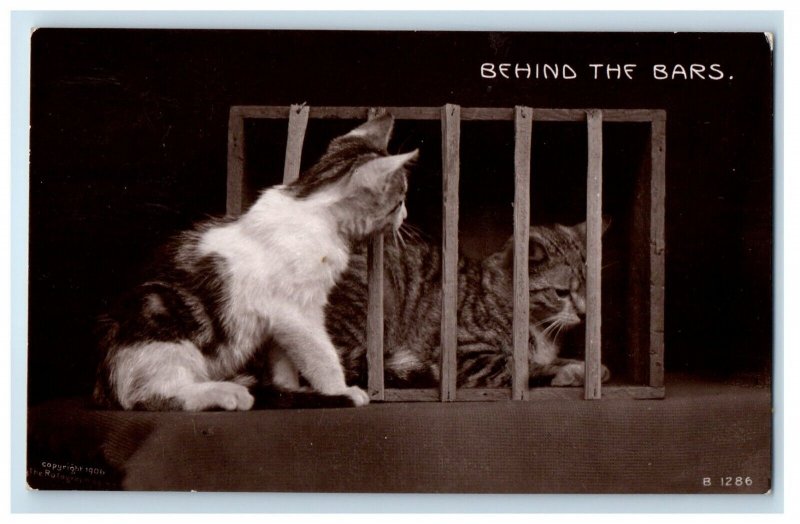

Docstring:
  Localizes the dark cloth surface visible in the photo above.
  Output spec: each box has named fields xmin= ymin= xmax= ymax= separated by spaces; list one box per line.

xmin=27 ymin=376 xmax=771 ymax=493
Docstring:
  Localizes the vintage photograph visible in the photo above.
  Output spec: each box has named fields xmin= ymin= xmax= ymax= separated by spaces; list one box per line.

xmin=26 ymin=29 xmax=773 ymax=493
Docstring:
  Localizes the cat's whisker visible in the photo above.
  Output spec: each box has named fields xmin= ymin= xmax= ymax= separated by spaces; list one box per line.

xmin=534 ymin=313 xmax=562 ymax=326
xmin=402 ymin=222 xmax=429 ymax=241
xmin=553 ymin=322 xmax=566 ymax=341
xmin=400 ymin=222 xmax=418 ymax=237
xmin=539 ymin=322 xmax=552 ymax=336
xmin=394 ymin=227 xmax=406 ymax=249
xmin=399 ymin=224 xmax=422 ymax=245
xmin=541 ymin=320 xmax=561 ymax=339
xmin=403 ymin=225 xmax=415 ymax=245
xmin=533 ymin=316 xmax=558 ymax=328
xmin=410 ymin=224 xmax=430 ymax=240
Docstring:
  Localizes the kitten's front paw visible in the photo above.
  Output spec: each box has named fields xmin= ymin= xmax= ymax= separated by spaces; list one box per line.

xmin=343 ymin=385 xmax=370 ymax=407
xmin=550 ymin=363 xmax=611 ymax=386
xmin=551 ymin=363 xmax=585 ymax=386
xmin=182 ymin=382 xmax=255 ymax=411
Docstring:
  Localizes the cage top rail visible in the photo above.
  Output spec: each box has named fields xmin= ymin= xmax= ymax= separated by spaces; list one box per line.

xmin=230 ymin=105 xmax=666 ymax=122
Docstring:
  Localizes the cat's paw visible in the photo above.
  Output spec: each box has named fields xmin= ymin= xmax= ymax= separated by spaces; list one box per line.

xmin=551 ymin=362 xmax=585 ymax=386
xmin=181 ymin=382 xmax=255 ymax=411
xmin=343 ymin=385 xmax=370 ymax=407
xmin=550 ymin=362 xmax=611 ymax=386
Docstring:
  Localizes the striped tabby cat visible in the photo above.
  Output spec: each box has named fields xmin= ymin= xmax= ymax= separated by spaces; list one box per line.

xmin=94 ymin=114 xmax=416 ymax=410
xmin=328 ymin=221 xmax=611 ymax=389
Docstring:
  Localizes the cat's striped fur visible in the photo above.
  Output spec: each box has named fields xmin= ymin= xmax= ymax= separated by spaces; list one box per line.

xmin=94 ymin=114 xmax=416 ymax=411
xmin=328 ymin=221 xmax=611 ymax=389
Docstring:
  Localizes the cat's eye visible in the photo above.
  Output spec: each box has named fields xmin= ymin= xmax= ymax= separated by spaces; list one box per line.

xmin=386 ymin=201 xmax=403 ymax=216
xmin=555 ymin=288 xmax=571 ymax=298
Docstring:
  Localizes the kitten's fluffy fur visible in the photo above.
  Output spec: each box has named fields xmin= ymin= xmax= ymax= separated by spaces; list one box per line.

xmin=328 ymin=221 xmax=611 ymax=389
xmin=94 ymin=114 xmax=416 ymax=411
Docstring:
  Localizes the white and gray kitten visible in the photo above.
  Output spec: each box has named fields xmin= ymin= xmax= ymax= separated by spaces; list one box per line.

xmin=94 ymin=114 xmax=416 ymax=411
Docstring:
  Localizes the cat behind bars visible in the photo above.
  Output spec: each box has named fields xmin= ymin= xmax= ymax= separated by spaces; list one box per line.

xmin=329 ymin=220 xmax=611 ymax=389
xmin=93 ymin=114 xmax=416 ymax=411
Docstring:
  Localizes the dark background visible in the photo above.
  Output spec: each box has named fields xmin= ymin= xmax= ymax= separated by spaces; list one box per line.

xmin=28 ymin=30 xmax=773 ymax=404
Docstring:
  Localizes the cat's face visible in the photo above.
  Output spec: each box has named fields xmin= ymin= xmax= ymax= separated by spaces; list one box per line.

xmin=494 ymin=220 xmax=609 ymax=339
xmin=290 ymin=114 xmax=416 ymax=240
xmin=526 ymin=223 xmax=589 ymax=333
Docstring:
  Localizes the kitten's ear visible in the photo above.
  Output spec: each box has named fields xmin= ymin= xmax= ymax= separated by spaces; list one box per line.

xmin=530 ymin=237 xmax=548 ymax=262
xmin=602 ymin=215 xmax=612 ymax=234
xmin=571 ymin=222 xmax=586 ymax=239
xmin=345 ymin=113 xmax=395 ymax=151
xmin=500 ymin=234 xmax=547 ymax=268
xmin=570 ymin=216 xmax=611 ymax=239
xmin=351 ymin=149 xmax=418 ymax=188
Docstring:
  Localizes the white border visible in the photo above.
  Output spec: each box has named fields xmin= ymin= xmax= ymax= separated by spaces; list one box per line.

xmin=5 ymin=7 xmax=790 ymax=517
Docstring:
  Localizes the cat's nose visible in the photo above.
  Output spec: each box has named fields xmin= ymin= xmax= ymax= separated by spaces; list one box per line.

xmin=572 ymin=292 xmax=586 ymax=317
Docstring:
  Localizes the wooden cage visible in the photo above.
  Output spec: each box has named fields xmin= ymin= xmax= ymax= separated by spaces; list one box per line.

xmin=227 ymin=104 xmax=666 ymax=401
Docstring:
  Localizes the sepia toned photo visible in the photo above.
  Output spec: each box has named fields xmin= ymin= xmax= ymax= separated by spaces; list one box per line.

xmin=25 ymin=28 xmax=773 ymax=494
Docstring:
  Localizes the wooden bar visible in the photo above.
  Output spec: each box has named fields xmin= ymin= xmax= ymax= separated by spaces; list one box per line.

xmin=309 ymin=106 xmax=369 ymax=119
xmin=585 ymin=109 xmax=604 ymax=400
xmin=649 ymin=112 xmax=667 ymax=388
xmin=602 ymin=109 xmax=665 ymax=122
xmin=366 ymin=235 xmax=385 ymax=400
xmin=440 ymin=104 xmax=461 ymax=402
xmin=531 ymin=108 xmax=587 ymax=121
xmin=531 ymin=109 xmax=660 ymax=122
xmin=458 ymin=389 xmax=512 ymax=401
xmin=512 ymin=106 xmax=533 ymax=400
xmin=527 ymin=386 xmax=665 ymax=400
xmin=366 ymin=107 xmax=388 ymax=401
xmin=381 ymin=386 xmax=665 ymax=401
xmin=232 ymin=105 xmax=664 ymax=123
xmin=461 ymin=107 xmax=515 ymax=121
xmin=384 ymin=389 xmax=440 ymax=402
xmin=234 ymin=105 xmax=291 ymax=119
xmin=282 ymin=104 xmax=310 ymax=184
xmin=226 ymin=108 xmax=246 ymax=216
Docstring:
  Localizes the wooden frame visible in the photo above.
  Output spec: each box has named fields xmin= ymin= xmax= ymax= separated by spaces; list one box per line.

xmin=227 ymin=104 xmax=667 ymax=401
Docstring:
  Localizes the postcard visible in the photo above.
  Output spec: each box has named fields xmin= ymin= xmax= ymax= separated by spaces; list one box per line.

xmin=26 ymin=28 xmax=773 ymax=494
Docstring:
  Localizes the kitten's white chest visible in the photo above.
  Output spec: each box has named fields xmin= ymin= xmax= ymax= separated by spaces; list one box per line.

xmin=277 ymin=229 xmax=350 ymax=295
xmin=200 ymin=190 xmax=350 ymax=310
